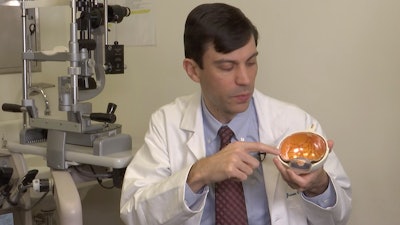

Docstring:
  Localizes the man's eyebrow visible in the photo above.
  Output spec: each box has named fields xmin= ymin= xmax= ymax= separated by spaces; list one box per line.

xmin=247 ymin=52 xmax=259 ymax=60
xmin=213 ymin=52 xmax=259 ymax=65
xmin=213 ymin=59 xmax=236 ymax=65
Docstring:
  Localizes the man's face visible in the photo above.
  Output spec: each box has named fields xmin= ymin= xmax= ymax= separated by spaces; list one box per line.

xmin=199 ymin=36 xmax=258 ymax=123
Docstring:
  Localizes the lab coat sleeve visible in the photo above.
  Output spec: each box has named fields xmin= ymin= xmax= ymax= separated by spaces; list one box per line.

xmin=301 ymin=151 xmax=352 ymax=225
xmin=120 ymin=108 xmax=205 ymax=225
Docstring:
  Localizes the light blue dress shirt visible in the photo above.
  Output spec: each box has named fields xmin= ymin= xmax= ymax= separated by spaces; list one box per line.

xmin=185 ymin=97 xmax=336 ymax=225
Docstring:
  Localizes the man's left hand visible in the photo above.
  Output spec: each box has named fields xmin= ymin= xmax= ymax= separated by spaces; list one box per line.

xmin=273 ymin=140 xmax=334 ymax=197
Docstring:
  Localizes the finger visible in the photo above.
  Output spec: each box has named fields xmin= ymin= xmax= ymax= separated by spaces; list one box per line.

xmin=273 ymin=157 xmax=299 ymax=189
xmin=241 ymin=152 xmax=261 ymax=168
xmin=274 ymin=158 xmax=303 ymax=187
xmin=225 ymin=152 xmax=260 ymax=181
xmin=285 ymin=172 xmax=304 ymax=191
xmin=327 ymin=139 xmax=334 ymax=153
xmin=241 ymin=142 xmax=280 ymax=155
xmin=239 ymin=156 xmax=260 ymax=173
xmin=273 ymin=157 xmax=295 ymax=183
xmin=232 ymin=165 xmax=254 ymax=181
xmin=285 ymin=169 xmax=305 ymax=187
xmin=224 ymin=163 xmax=251 ymax=181
xmin=273 ymin=156 xmax=287 ymax=173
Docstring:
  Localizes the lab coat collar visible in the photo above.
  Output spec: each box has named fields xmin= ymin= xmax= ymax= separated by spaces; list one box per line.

xmin=180 ymin=92 xmax=206 ymax=160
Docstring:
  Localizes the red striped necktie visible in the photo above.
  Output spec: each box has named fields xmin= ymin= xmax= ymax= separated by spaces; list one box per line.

xmin=215 ymin=126 xmax=248 ymax=225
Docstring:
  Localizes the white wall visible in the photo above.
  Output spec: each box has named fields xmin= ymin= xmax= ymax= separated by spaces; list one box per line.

xmin=1 ymin=1 xmax=399 ymax=224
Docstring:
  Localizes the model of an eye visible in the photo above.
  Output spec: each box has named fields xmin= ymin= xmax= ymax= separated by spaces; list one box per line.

xmin=278 ymin=128 xmax=329 ymax=173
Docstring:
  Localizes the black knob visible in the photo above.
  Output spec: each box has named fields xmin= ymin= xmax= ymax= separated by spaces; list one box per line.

xmin=107 ymin=102 xmax=117 ymax=114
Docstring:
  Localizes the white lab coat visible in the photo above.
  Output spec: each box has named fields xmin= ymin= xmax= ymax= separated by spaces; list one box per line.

xmin=120 ymin=90 xmax=352 ymax=225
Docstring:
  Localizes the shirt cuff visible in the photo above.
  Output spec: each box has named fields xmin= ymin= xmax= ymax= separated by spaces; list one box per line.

xmin=302 ymin=178 xmax=337 ymax=208
xmin=184 ymin=183 xmax=208 ymax=211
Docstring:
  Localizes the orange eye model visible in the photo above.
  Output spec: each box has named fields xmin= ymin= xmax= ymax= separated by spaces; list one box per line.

xmin=278 ymin=128 xmax=329 ymax=173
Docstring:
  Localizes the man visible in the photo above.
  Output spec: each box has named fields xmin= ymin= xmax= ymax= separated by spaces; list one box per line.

xmin=120 ymin=3 xmax=351 ymax=225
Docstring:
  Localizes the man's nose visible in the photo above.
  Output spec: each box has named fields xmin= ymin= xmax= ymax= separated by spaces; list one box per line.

xmin=235 ymin=65 xmax=252 ymax=85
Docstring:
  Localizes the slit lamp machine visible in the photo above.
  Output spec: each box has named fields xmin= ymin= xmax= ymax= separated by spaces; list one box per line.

xmin=0 ymin=1 xmax=133 ymax=224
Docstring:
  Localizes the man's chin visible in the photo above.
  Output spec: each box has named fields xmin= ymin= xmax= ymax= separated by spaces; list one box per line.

xmin=232 ymin=102 xmax=251 ymax=114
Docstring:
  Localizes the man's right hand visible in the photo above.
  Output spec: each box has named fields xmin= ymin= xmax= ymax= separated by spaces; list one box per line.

xmin=187 ymin=142 xmax=279 ymax=192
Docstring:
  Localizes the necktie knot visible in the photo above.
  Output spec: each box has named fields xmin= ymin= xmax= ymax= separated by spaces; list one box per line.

xmin=218 ymin=126 xmax=234 ymax=149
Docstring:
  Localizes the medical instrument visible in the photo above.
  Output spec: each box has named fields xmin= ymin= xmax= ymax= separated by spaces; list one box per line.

xmin=0 ymin=0 xmax=133 ymax=224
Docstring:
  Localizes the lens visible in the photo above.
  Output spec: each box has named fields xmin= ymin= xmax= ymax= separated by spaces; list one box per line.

xmin=279 ymin=132 xmax=327 ymax=163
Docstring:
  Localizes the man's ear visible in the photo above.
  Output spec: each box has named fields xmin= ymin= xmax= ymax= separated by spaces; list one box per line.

xmin=183 ymin=58 xmax=200 ymax=83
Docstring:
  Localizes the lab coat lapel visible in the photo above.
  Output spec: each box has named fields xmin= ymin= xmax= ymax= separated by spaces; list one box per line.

xmin=254 ymin=90 xmax=289 ymax=224
xmin=180 ymin=92 xmax=206 ymax=161
xmin=261 ymin=156 xmax=288 ymax=224
xmin=259 ymin=124 xmax=282 ymax=222
xmin=254 ymin=90 xmax=280 ymax=200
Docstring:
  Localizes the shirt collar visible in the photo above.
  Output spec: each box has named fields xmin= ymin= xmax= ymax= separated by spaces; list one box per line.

xmin=201 ymin=97 xmax=255 ymax=143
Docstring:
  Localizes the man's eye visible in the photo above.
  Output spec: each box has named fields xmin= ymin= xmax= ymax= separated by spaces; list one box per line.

xmin=218 ymin=63 xmax=234 ymax=71
xmin=247 ymin=60 xmax=257 ymax=67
